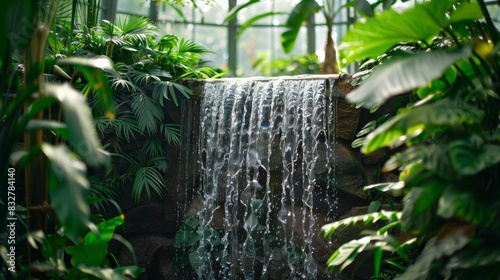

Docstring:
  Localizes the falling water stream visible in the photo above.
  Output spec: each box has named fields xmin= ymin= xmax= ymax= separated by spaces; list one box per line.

xmin=178 ymin=77 xmax=339 ymax=280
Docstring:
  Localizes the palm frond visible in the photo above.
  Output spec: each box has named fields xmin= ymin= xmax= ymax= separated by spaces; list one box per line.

xmin=161 ymin=124 xmax=181 ymax=146
xmin=113 ymin=115 xmax=142 ymax=143
xmin=116 ymin=15 xmax=158 ymax=44
xmin=132 ymin=166 xmax=166 ymax=202
xmin=177 ymin=38 xmax=213 ymax=54
xmin=93 ymin=117 xmax=112 ymax=135
xmin=156 ymin=34 xmax=178 ymax=52
xmin=152 ymin=81 xmax=192 ymax=107
xmin=108 ymin=71 xmax=140 ymax=93
xmin=129 ymin=69 xmax=161 ymax=85
xmin=141 ymin=138 xmax=166 ymax=159
xmin=148 ymin=156 xmax=168 ymax=172
xmin=87 ymin=175 xmax=118 ymax=213
xmin=55 ymin=0 xmax=73 ymax=23
xmin=99 ymin=20 xmax=122 ymax=39
xmin=131 ymin=92 xmax=164 ymax=135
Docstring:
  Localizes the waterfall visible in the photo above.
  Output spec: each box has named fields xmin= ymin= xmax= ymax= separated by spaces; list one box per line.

xmin=177 ymin=77 xmax=338 ymax=280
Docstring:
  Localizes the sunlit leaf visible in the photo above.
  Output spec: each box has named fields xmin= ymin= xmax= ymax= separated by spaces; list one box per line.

xmin=78 ymin=264 xmax=142 ymax=280
xmin=66 ymin=215 xmax=124 ymax=267
xmin=57 ymin=56 xmax=115 ymax=70
xmin=340 ymin=0 xmax=460 ymax=65
xmin=364 ymin=181 xmax=405 ymax=196
xmin=322 ymin=210 xmax=401 ymax=238
xmin=362 ymin=98 xmax=484 ymax=154
xmin=347 ymin=47 xmax=472 ymax=108
xmin=449 ymin=1 xmax=482 ymax=23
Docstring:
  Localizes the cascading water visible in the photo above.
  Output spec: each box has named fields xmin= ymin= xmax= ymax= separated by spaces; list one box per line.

xmin=177 ymin=77 xmax=339 ymax=280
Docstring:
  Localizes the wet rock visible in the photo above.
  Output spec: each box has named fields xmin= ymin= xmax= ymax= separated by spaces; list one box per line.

xmin=123 ymin=199 xmax=177 ymax=236
xmin=117 ymin=236 xmax=173 ymax=279
xmin=331 ymin=75 xmax=361 ymax=142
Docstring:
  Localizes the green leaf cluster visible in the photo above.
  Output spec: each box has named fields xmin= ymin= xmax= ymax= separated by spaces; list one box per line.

xmin=323 ymin=0 xmax=500 ymax=279
xmin=64 ymin=15 xmax=222 ymax=202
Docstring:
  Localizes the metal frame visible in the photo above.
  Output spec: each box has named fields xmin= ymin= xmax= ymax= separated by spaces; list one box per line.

xmin=100 ymin=0 xmax=351 ymax=76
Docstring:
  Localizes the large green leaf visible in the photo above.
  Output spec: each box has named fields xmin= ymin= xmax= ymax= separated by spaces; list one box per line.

xmin=43 ymin=82 xmax=109 ymax=167
xmin=401 ymin=181 xmax=446 ymax=235
xmin=281 ymin=0 xmax=321 ymax=53
xmin=362 ymin=98 xmax=484 ymax=154
xmin=396 ymin=236 xmax=469 ymax=280
xmin=448 ymin=138 xmax=500 ymax=176
xmin=42 ymin=143 xmax=93 ymax=243
xmin=449 ymin=1 xmax=483 ymax=23
xmin=339 ymin=0 xmax=468 ymax=65
xmin=346 ymin=47 xmax=472 ymax=108
xmin=66 ymin=215 xmax=124 ymax=267
xmin=438 ymin=184 xmax=500 ymax=227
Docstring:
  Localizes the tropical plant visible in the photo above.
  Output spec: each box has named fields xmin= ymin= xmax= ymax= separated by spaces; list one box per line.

xmin=252 ymin=53 xmax=321 ymax=76
xmin=65 ymin=15 xmax=221 ymax=202
xmin=322 ymin=0 xmax=500 ymax=279
xmin=0 ymin=0 xmax=141 ymax=278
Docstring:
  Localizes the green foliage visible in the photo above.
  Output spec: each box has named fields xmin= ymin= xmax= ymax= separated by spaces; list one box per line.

xmin=173 ymin=216 xmax=223 ymax=273
xmin=0 ymin=1 xmax=143 ymax=278
xmin=253 ymin=53 xmax=321 ymax=76
xmin=323 ymin=0 xmax=500 ymax=278
xmin=68 ymin=15 xmax=219 ymax=201
xmin=66 ymin=215 xmax=124 ymax=267
xmin=1 ymin=0 xmax=219 ymax=278
xmin=281 ymin=0 xmax=321 ymax=53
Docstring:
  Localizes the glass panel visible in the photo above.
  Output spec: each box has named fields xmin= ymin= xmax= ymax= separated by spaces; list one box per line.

xmin=487 ymin=5 xmax=500 ymax=30
xmin=158 ymin=22 xmax=195 ymax=41
xmin=157 ymin=3 xmax=194 ymax=22
xmin=194 ymin=1 xmax=229 ymax=24
xmin=116 ymin=0 xmax=149 ymax=16
xmin=194 ymin=26 xmax=227 ymax=70
xmin=238 ymin=26 xmax=308 ymax=76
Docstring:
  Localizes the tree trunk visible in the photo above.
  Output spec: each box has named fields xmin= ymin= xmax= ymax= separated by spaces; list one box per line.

xmin=321 ymin=26 xmax=339 ymax=74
